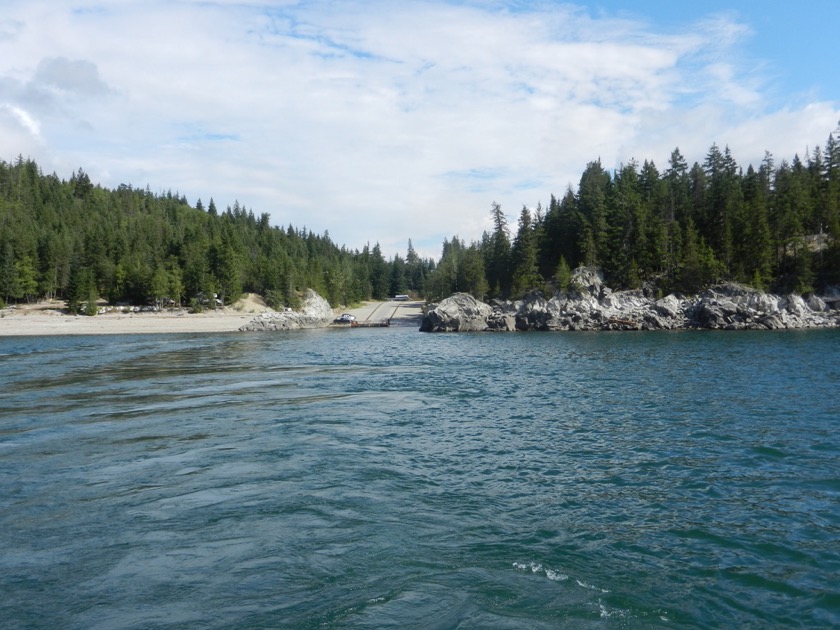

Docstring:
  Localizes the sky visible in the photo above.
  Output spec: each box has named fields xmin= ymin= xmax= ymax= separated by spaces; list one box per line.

xmin=1 ymin=1 xmax=839 ymax=260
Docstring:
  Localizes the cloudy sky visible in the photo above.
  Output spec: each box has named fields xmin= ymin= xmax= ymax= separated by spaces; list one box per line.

xmin=2 ymin=1 xmax=839 ymax=259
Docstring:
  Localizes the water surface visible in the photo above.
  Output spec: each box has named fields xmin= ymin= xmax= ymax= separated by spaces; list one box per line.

xmin=1 ymin=329 xmax=839 ymax=628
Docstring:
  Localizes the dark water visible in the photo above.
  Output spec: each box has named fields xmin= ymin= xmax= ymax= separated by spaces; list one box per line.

xmin=1 ymin=328 xmax=839 ymax=629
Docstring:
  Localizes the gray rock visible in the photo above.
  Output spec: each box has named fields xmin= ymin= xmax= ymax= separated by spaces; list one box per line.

xmin=571 ymin=266 xmax=604 ymax=296
xmin=486 ymin=313 xmax=516 ymax=331
xmin=784 ymin=294 xmax=807 ymax=317
xmin=643 ymin=312 xmax=670 ymax=330
xmin=420 ymin=293 xmax=493 ymax=332
xmin=689 ymin=302 xmax=727 ymax=328
xmin=745 ymin=292 xmax=781 ymax=314
xmin=807 ymin=294 xmax=828 ymax=312
xmin=239 ymin=289 xmax=332 ymax=331
xmin=421 ymin=271 xmax=840 ymax=332
xmin=757 ymin=313 xmax=786 ymax=330
xmin=515 ymin=291 xmax=552 ymax=330
xmin=654 ymin=294 xmax=681 ymax=318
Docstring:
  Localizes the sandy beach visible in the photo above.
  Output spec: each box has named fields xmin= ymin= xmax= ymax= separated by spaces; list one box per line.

xmin=0 ymin=295 xmax=425 ymax=336
xmin=0 ymin=296 xmax=267 ymax=336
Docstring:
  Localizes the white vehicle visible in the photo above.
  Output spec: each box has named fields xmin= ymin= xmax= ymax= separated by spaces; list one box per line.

xmin=334 ymin=313 xmax=356 ymax=323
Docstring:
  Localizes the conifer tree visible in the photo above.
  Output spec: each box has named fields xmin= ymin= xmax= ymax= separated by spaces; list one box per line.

xmin=369 ymin=243 xmax=389 ymax=300
xmin=457 ymin=244 xmax=488 ymax=300
xmin=577 ymin=161 xmax=611 ymax=266
xmin=510 ymin=206 xmax=540 ymax=296
xmin=389 ymin=254 xmax=408 ymax=297
xmin=741 ymin=164 xmax=773 ymax=288
xmin=485 ymin=202 xmax=511 ymax=297
xmin=553 ymin=255 xmax=571 ymax=291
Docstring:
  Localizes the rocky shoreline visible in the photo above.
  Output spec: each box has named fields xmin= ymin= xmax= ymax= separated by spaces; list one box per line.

xmin=421 ymin=268 xmax=840 ymax=332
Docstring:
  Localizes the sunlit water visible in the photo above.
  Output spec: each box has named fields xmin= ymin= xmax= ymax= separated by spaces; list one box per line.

xmin=1 ymin=328 xmax=839 ymax=629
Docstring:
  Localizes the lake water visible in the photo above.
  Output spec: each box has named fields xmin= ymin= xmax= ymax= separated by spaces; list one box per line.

xmin=1 ymin=327 xmax=839 ymax=629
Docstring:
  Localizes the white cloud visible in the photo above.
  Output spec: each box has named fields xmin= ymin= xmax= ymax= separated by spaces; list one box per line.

xmin=4 ymin=104 xmax=40 ymax=136
xmin=0 ymin=0 xmax=838 ymax=259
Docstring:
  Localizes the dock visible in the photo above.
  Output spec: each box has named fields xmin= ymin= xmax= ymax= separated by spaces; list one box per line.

xmin=351 ymin=320 xmax=390 ymax=328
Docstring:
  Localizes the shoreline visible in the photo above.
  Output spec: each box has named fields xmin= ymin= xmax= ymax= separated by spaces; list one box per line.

xmin=0 ymin=308 xmax=258 ymax=337
xmin=0 ymin=295 xmax=273 ymax=337
xmin=0 ymin=296 xmax=426 ymax=337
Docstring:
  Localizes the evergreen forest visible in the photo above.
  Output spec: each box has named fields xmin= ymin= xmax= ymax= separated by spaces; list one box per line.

xmin=1 ymin=126 xmax=839 ymax=312
xmin=425 ymin=128 xmax=840 ymax=302
xmin=0 ymin=158 xmax=433 ymax=312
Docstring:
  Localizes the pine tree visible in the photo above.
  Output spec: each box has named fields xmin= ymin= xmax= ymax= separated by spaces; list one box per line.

xmin=66 ymin=263 xmax=94 ymax=315
xmin=702 ymin=144 xmax=741 ymax=273
xmin=405 ymin=239 xmax=426 ymax=291
xmin=510 ymin=206 xmax=540 ymax=296
xmin=607 ymin=162 xmax=645 ymax=287
xmin=369 ymin=243 xmax=389 ymax=300
xmin=577 ymin=161 xmax=611 ymax=266
xmin=553 ymin=255 xmax=571 ymax=291
xmin=741 ymin=165 xmax=773 ymax=288
xmin=485 ymin=202 xmax=511 ymax=297
xmin=13 ymin=256 xmax=39 ymax=302
xmin=150 ymin=265 xmax=170 ymax=308
xmin=424 ymin=237 xmax=459 ymax=301
xmin=0 ymin=240 xmax=16 ymax=304
xmin=389 ymin=254 xmax=408 ymax=297
xmin=677 ymin=218 xmax=721 ymax=293
xmin=457 ymin=244 xmax=488 ymax=300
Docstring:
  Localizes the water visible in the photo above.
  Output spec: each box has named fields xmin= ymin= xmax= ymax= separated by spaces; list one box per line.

xmin=1 ymin=328 xmax=839 ymax=629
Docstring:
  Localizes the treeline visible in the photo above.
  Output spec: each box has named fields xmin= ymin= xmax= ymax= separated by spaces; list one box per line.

xmin=4 ymin=127 xmax=840 ymax=312
xmin=0 ymin=157 xmax=433 ymax=311
xmin=426 ymin=128 xmax=840 ymax=301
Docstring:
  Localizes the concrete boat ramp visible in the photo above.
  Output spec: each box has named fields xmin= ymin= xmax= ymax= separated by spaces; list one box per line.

xmin=332 ymin=300 xmax=424 ymax=328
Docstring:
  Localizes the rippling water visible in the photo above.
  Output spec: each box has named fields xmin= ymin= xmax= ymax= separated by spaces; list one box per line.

xmin=1 ymin=328 xmax=839 ymax=628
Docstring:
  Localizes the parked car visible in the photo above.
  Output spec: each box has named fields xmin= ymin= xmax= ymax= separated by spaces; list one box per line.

xmin=334 ymin=313 xmax=356 ymax=323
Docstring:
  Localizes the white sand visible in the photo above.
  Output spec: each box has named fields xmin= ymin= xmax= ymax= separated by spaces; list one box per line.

xmin=0 ymin=296 xmax=424 ymax=336
xmin=0 ymin=295 xmax=270 ymax=336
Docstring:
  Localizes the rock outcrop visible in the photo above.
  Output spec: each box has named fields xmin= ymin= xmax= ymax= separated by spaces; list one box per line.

xmin=419 ymin=293 xmax=493 ymax=332
xmin=419 ymin=267 xmax=840 ymax=332
xmin=239 ymin=289 xmax=333 ymax=331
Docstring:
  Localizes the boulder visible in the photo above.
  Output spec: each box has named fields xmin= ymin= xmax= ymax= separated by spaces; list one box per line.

xmin=823 ymin=285 xmax=840 ymax=308
xmin=745 ymin=292 xmax=781 ymax=315
xmin=419 ymin=293 xmax=493 ymax=332
xmin=757 ymin=313 xmax=786 ymax=330
xmin=486 ymin=313 xmax=516 ymax=331
xmin=783 ymin=294 xmax=808 ymax=317
xmin=239 ymin=289 xmax=332 ymax=331
xmin=515 ymin=291 xmax=552 ymax=330
xmin=571 ymin=266 xmax=604 ymax=295
xmin=654 ymin=294 xmax=682 ymax=318
xmin=807 ymin=294 xmax=828 ymax=312
xmin=689 ymin=301 xmax=731 ymax=329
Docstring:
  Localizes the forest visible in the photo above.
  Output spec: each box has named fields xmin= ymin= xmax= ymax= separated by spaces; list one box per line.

xmin=0 ymin=159 xmax=433 ymax=312
xmin=424 ymin=127 xmax=840 ymax=302
xmin=1 ymin=125 xmax=839 ymax=312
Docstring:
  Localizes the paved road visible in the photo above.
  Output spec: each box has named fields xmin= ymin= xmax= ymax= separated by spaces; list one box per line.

xmin=337 ymin=300 xmax=424 ymax=327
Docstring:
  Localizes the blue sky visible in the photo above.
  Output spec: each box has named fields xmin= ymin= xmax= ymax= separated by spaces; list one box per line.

xmin=1 ymin=1 xmax=838 ymax=259
xmin=593 ymin=0 xmax=838 ymax=102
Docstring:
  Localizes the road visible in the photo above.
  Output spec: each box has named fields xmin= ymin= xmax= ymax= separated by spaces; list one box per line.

xmin=336 ymin=300 xmax=425 ymax=327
